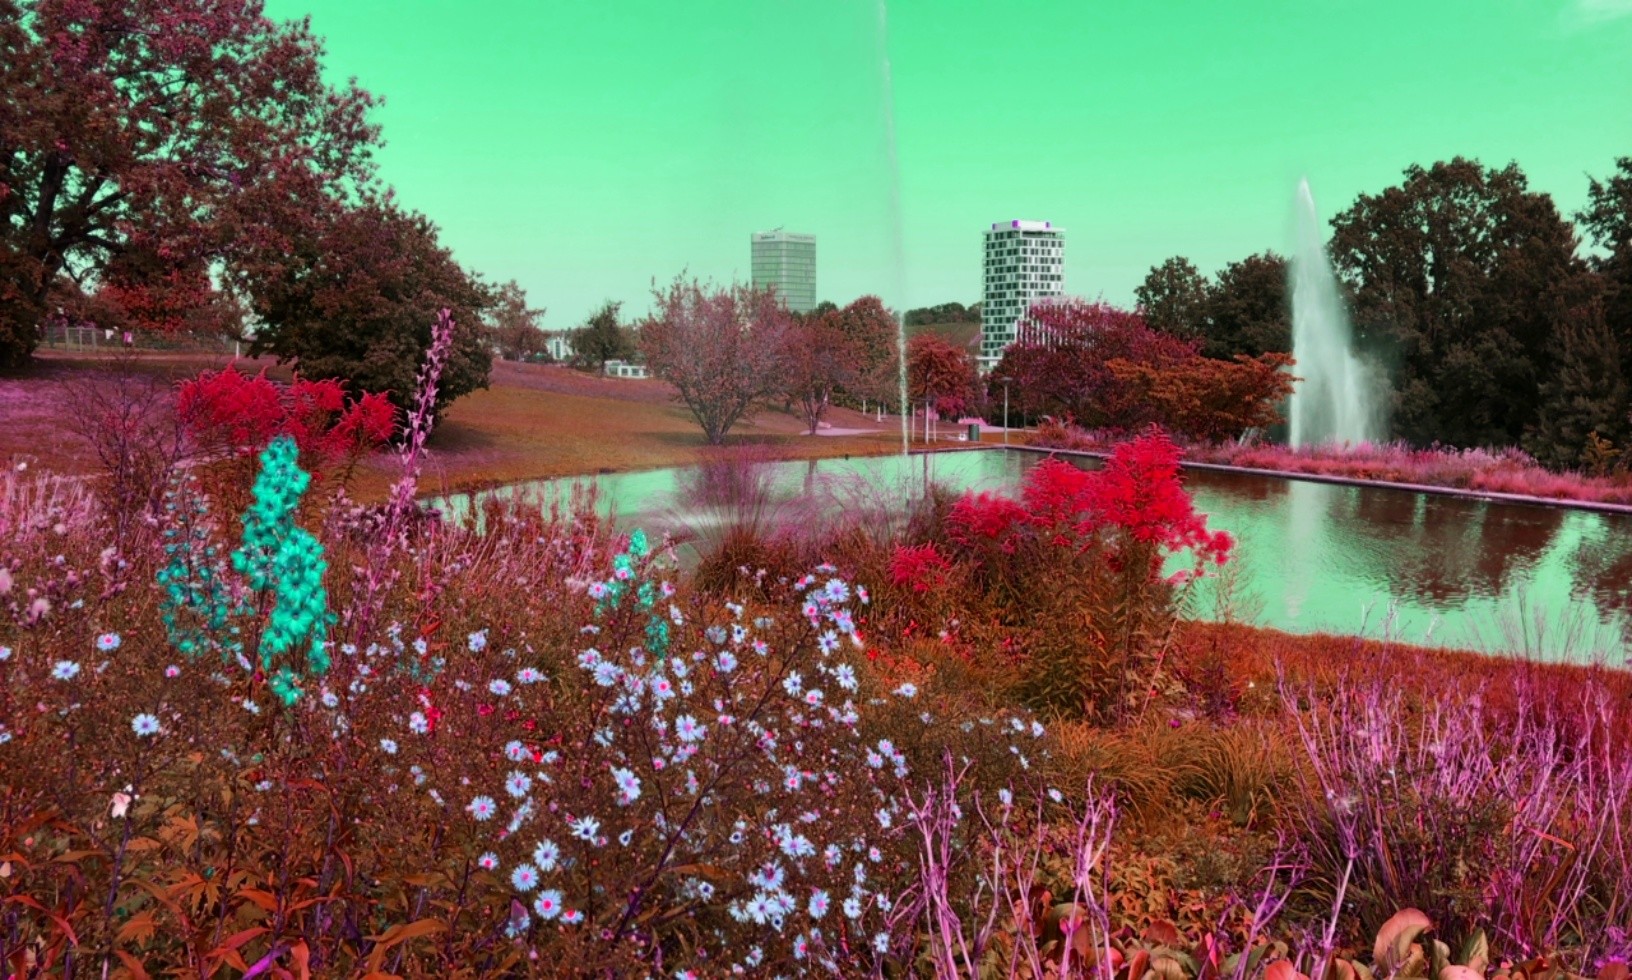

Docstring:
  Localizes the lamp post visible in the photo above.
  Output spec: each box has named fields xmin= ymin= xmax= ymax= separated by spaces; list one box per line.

xmin=996 ymin=376 xmax=1012 ymax=446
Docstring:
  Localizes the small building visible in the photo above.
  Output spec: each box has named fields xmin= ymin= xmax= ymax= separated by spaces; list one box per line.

xmin=543 ymin=331 xmax=578 ymax=362
xmin=603 ymin=359 xmax=648 ymax=380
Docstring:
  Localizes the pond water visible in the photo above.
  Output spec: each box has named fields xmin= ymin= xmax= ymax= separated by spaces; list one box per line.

xmin=438 ymin=449 xmax=1632 ymax=660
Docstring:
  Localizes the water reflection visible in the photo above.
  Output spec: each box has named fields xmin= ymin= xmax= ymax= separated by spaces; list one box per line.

xmin=440 ymin=450 xmax=1630 ymax=661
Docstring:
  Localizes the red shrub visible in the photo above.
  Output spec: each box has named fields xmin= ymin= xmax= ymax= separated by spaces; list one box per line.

xmin=889 ymin=542 xmax=954 ymax=593
xmin=177 ymin=366 xmax=398 ymax=475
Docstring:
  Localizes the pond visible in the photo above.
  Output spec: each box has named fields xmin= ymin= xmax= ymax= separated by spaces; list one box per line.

xmin=438 ymin=449 xmax=1632 ymax=660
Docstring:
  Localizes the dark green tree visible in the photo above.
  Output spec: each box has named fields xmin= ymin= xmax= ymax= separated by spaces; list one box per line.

xmin=572 ymin=300 xmax=634 ymax=368
xmin=1579 ymin=157 xmax=1632 ymax=432
xmin=1135 ymin=256 xmax=1211 ymax=342
xmin=1204 ymin=252 xmax=1290 ymax=360
xmin=1329 ymin=158 xmax=1589 ymax=448
xmin=1526 ymin=295 xmax=1629 ymax=468
xmin=0 ymin=0 xmax=380 ymax=367
xmin=485 ymin=280 xmax=547 ymax=361
xmin=243 ymin=199 xmax=492 ymax=419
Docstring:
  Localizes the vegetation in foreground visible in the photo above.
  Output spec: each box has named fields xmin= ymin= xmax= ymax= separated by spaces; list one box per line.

xmin=3 ymin=326 xmax=1631 ymax=978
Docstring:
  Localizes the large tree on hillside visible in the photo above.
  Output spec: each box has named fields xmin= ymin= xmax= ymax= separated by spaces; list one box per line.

xmin=485 ymin=280 xmax=547 ymax=361
xmin=639 ymin=277 xmax=793 ymax=445
xmin=243 ymin=198 xmax=492 ymax=418
xmin=823 ymin=295 xmax=899 ymax=407
xmin=1329 ymin=158 xmax=1590 ymax=448
xmin=1135 ymin=257 xmax=1210 ymax=342
xmin=572 ymin=300 xmax=634 ymax=368
xmin=0 ymin=0 xmax=381 ymax=367
xmin=786 ymin=307 xmax=862 ymax=435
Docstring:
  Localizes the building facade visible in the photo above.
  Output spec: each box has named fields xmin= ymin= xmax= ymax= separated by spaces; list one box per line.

xmin=750 ymin=231 xmax=817 ymax=313
xmin=978 ymin=219 xmax=1064 ymax=373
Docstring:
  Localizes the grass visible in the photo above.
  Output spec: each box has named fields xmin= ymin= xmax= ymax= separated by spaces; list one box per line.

xmin=0 ymin=351 xmax=987 ymax=502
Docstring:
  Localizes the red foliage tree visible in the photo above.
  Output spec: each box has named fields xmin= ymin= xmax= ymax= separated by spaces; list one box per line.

xmin=0 ymin=0 xmax=381 ymax=365
xmin=639 ymin=277 xmax=795 ymax=445
xmin=1105 ymin=351 xmax=1298 ymax=442
xmin=907 ymin=333 xmax=977 ymax=420
xmin=993 ymin=299 xmax=1294 ymax=441
xmin=786 ymin=309 xmax=863 ymax=435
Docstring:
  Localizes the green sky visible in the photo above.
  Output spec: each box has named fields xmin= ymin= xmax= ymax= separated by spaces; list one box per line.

xmin=265 ymin=0 xmax=1632 ymax=327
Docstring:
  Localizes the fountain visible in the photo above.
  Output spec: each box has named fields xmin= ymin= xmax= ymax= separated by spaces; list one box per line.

xmin=1289 ymin=178 xmax=1376 ymax=447
xmin=876 ymin=0 xmax=909 ymax=455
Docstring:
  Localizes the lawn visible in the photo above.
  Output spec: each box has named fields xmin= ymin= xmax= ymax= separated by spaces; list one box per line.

xmin=0 ymin=352 xmax=986 ymax=502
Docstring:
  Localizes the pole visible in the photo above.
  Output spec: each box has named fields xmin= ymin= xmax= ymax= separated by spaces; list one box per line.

xmin=1003 ymin=381 xmax=1010 ymax=446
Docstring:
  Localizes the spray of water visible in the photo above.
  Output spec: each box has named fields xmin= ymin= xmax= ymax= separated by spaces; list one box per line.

xmin=875 ymin=0 xmax=909 ymax=455
xmin=1290 ymin=178 xmax=1376 ymax=447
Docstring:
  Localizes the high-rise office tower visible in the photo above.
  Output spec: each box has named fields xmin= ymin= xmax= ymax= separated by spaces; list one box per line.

xmin=750 ymin=230 xmax=817 ymax=314
xmin=979 ymin=219 xmax=1064 ymax=372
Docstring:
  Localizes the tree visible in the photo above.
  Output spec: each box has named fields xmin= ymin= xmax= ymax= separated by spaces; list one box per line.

xmin=1202 ymin=252 xmax=1291 ymax=360
xmin=243 ymin=199 xmax=492 ymax=418
xmin=484 ymin=280 xmax=547 ymax=361
xmin=822 ymin=295 xmax=899 ymax=406
xmin=1135 ymin=257 xmax=1210 ymax=341
xmin=0 ymin=0 xmax=381 ymax=366
xmin=904 ymin=301 xmax=978 ymax=326
xmin=1105 ymin=352 xmax=1298 ymax=442
xmin=1329 ymin=158 xmax=1589 ymax=448
xmin=906 ymin=333 xmax=977 ymax=420
xmin=786 ymin=308 xmax=862 ymax=435
xmin=991 ymin=300 xmax=1196 ymax=429
xmin=1525 ymin=295 xmax=1629 ymax=468
xmin=639 ymin=277 xmax=793 ymax=445
xmin=1579 ymin=158 xmax=1632 ymax=436
xmin=572 ymin=300 xmax=634 ymax=368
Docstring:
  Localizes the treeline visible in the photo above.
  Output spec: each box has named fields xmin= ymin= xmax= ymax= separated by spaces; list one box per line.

xmin=904 ymin=301 xmax=981 ymax=326
xmin=1137 ymin=157 xmax=1632 ymax=469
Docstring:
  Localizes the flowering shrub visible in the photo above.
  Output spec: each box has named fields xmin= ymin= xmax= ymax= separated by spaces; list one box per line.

xmin=924 ymin=430 xmax=1232 ymax=720
xmin=176 ymin=364 xmax=396 ymax=479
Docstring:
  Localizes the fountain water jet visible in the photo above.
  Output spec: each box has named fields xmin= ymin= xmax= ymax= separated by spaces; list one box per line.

xmin=1290 ymin=178 xmax=1376 ymax=447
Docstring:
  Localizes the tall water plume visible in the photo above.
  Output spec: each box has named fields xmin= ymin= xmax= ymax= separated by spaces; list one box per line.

xmin=875 ymin=0 xmax=908 ymax=455
xmin=1290 ymin=178 xmax=1376 ymax=447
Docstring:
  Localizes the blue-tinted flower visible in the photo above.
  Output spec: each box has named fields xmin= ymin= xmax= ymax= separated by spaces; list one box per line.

xmin=517 ymin=667 xmax=544 ymax=684
xmin=618 ymin=828 xmax=633 ymax=847
xmin=873 ymin=932 xmax=889 ymax=953
xmin=380 ymin=738 xmax=398 ymax=755
xmin=808 ymin=890 xmax=830 ymax=919
xmin=0 ymin=646 xmax=9 ymax=661
xmin=570 ymin=815 xmax=600 ymax=841
xmin=611 ymin=766 xmax=642 ymax=805
xmin=468 ymin=630 xmax=488 ymax=652
xmin=783 ymin=672 xmax=802 ymax=696
xmin=488 ymin=678 xmax=512 ymax=697
xmin=506 ymin=770 xmax=532 ymax=798
xmin=561 ymin=908 xmax=583 ymax=925
xmin=843 ymin=897 xmax=862 ymax=919
xmin=51 ymin=660 xmax=81 ymax=681
xmin=675 ymin=714 xmax=705 ymax=743
xmin=817 ymin=631 xmax=840 ymax=655
xmin=131 ymin=713 xmax=160 ymax=737
xmin=715 ymin=651 xmax=737 ymax=673
xmin=534 ymin=888 xmax=563 ymax=920
xmin=408 ymin=712 xmax=429 ymax=734
xmin=467 ymin=796 xmax=497 ymax=821
xmin=833 ymin=664 xmax=857 ymax=691
xmin=510 ymin=863 xmax=539 ymax=892
xmin=478 ymin=852 xmax=500 ymax=870
xmin=96 ymin=632 xmax=122 ymax=652
xmin=893 ymin=682 xmax=917 ymax=699
xmin=533 ymin=838 xmax=560 ymax=871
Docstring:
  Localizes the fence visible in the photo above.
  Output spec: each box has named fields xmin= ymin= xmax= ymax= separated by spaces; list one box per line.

xmin=40 ymin=324 xmax=240 ymax=355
